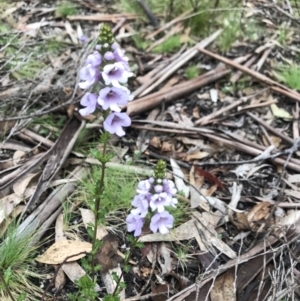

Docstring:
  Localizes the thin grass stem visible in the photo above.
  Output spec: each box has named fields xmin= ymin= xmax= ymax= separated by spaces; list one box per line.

xmin=91 ymin=141 xmax=108 ymax=279
xmin=0 ymin=272 xmax=16 ymax=301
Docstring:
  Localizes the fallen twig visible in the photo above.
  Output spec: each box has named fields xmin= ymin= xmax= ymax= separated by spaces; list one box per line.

xmin=133 ymin=29 xmax=223 ymax=97
xmin=197 ymin=47 xmax=300 ymax=102
xmin=195 ymin=88 xmax=269 ymax=125
xmin=247 ymin=112 xmax=294 ymax=145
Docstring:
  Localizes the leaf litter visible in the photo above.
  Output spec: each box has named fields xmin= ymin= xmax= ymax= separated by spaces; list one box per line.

xmin=1 ymin=0 xmax=300 ymax=300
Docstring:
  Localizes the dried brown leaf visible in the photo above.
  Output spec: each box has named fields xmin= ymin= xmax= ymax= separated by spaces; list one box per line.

xmin=247 ymin=202 xmax=272 ymax=231
xmin=80 ymin=208 xmax=108 ymax=239
xmin=157 ymin=243 xmax=173 ymax=274
xmin=185 ymin=151 xmax=210 ymax=161
xmin=151 ymin=283 xmax=169 ymax=301
xmin=13 ymin=172 xmax=39 ymax=197
xmin=36 ymin=240 xmax=92 ymax=264
xmin=150 ymin=136 xmax=161 ymax=149
xmin=229 ymin=212 xmax=251 ymax=231
xmin=210 ymin=269 xmax=236 ymax=301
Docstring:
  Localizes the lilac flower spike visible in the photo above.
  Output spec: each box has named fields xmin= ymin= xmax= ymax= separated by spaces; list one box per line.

xmin=98 ymin=86 xmax=129 ymax=112
xmin=150 ymin=211 xmax=174 ymax=235
xmin=126 ymin=161 xmax=177 ymax=237
xmin=103 ymin=112 xmax=131 ymax=136
xmin=78 ymin=64 xmax=100 ymax=89
xmin=126 ymin=213 xmax=144 ymax=237
xmin=79 ymin=93 xmax=98 ymax=116
xmin=102 ymin=62 xmax=133 ymax=86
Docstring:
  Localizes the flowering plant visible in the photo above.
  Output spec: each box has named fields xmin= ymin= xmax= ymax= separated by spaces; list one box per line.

xmin=74 ymin=24 xmax=135 ymax=293
xmin=78 ymin=24 xmax=133 ymax=137
xmin=72 ymin=25 xmax=177 ymax=301
xmin=127 ymin=160 xmax=178 ymax=236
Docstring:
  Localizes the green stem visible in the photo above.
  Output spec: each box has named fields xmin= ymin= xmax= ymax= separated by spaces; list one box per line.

xmin=112 ymin=237 xmax=139 ymax=296
xmin=91 ymin=141 xmax=107 ymax=279
xmin=0 ymin=272 xmax=16 ymax=301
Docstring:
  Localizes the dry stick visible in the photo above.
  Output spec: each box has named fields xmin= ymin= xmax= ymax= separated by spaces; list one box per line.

xmin=271 ymin=85 xmax=300 ymax=101
xmin=255 ymin=46 xmax=273 ymax=72
xmin=18 ymin=128 xmax=54 ymax=148
xmin=137 ymin=45 xmax=187 ymax=84
xmin=197 ymin=47 xmax=300 ymax=103
xmin=146 ymin=138 xmax=300 ymax=170
xmin=67 ymin=13 xmax=140 ymax=21
xmin=238 ymin=98 xmax=277 ymax=111
xmin=272 ymin=3 xmax=300 ymax=22
xmin=260 ymin=125 xmax=273 ymax=146
xmin=127 ymin=69 xmax=229 ymax=116
xmin=133 ymin=29 xmax=222 ymax=98
xmin=127 ymin=54 xmax=250 ymax=115
xmin=202 ymin=133 xmax=300 ymax=172
xmin=195 ymin=88 xmax=269 ymax=125
xmin=132 ymin=124 xmax=195 ymax=134
xmin=293 ymin=102 xmax=299 ymax=139
xmin=124 ymin=292 xmax=169 ymax=301
xmin=247 ymin=112 xmax=294 ymax=145
xmin=230 ymin=54 xmax=258 ymax=83
xmin=112 ymin=17 xmax=127 ymax=33
xmin=133 ymin=117 xmax=300 ymax=171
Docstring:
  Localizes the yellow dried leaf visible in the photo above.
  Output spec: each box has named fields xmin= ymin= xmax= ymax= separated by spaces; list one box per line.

xmin=36 ymin=240 xmax=92 ymax=264
xmin=270 ymin=104 xmax=292 ymax=120
xmin=186 ymin=151 xmax=210 ymax=161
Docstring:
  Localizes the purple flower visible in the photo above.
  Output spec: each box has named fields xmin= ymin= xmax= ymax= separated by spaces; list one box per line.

xmin=112 ymin=43 xmax=129 ymax=63
xmin=103 ymin=112 xmax=131 ymax=137
xmin=79 ymin=93 xmax=98 ymax=116
xmin=102 ymin=62 xmax=133 ymax=86
xmin=126 ymin=213 xmax=144 ymax=237
xmin=137 ymin=178 xmax=153 ymax=194
xmin=163 ymin=179 xmax=177 ymax=196
xmin=149 ymin=192 xmax=172 ymax=213
xmin=104 ymin=51 xmax=115 ymax=61
xmin=150 ymin=211 xmax=174 ymax=234
xmin=98 ymin=86 xmax=129 ymax=112
xmin=112 ymin=81 xmax=134 ymax=101
xmin=131 ymin=193 xmax=150 ymax=217
xmin=86 ymin=51 xmax=102 ymax=67
xmin=78 ymin=64 xmax=101 ymax=89
xmin=79 ymin=35 xmax=88 ymax=44
xmin=154 ymin=185 xmax=163 ymax=193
